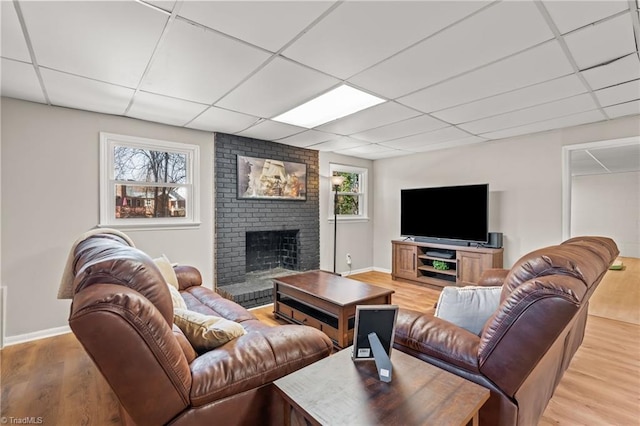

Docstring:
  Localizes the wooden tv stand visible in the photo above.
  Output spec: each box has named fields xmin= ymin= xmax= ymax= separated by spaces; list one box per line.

xmin=392 ymin=239 xmax=503 ymax=287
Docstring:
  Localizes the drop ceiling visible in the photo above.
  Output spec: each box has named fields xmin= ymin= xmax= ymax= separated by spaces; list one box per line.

xmin=1 ymin=0 xmax=639 ymax=161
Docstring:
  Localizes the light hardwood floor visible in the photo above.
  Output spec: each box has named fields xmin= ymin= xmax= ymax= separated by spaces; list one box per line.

xmin=588 ymin=256 xmax=639 ymax=325
xmin=1 ymin=267 xmax=638 ymax=425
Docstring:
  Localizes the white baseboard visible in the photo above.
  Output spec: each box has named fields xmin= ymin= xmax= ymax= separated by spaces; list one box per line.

xmin=4 ymin=325 xmax=71 ymax=347
xmin=340 ymin=266 xmax=374 ymax=276
xmin=372 ymin=267 xmax=392 ymax=274
xmin=0 ymin=286 xmax=5 ymax=349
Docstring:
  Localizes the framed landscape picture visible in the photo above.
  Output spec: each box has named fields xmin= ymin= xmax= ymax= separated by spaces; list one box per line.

xmin=237 ymin=155 xmax=307 ymax=200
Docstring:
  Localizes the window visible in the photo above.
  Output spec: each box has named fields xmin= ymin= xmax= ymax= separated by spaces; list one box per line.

xmin=100 ymin=132 xmax=200 ymax=228
xmin=329 ymin=163 xmax=368 ymax=221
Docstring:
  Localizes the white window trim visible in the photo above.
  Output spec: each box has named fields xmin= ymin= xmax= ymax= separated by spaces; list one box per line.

xmin=329 ymin=163 xmax=369 ymax=222
xmin=99 ymin=132 xmax=200 ymax=230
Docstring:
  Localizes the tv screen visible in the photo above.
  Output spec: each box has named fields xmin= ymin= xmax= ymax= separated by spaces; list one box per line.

xmin=400 ymin=184 xmax=488 ymax=244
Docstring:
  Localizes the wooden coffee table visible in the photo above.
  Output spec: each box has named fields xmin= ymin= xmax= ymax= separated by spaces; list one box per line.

xmin=274 ymin=347 xmax=490 ymax=426
xmin=273 ymin=270 xmax=394 ymax=348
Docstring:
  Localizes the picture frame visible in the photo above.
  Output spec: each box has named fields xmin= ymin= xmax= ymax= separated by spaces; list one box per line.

xmin=352 ymin=305 xmax=399 ymax=361
xmin=237 ymin=155 xmax=307 ymax=200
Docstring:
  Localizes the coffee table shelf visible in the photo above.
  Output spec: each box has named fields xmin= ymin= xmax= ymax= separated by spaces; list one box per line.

xmin=273 ymin=270 xmax=393 ymax=349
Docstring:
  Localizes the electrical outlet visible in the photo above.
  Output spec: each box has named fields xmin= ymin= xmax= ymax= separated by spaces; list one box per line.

xmin=346 ymin=253 xmax=352 ymax=265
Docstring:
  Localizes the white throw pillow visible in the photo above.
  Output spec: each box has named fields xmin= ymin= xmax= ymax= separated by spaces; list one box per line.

xmin=167 ymin=283 xmax=187 ymax=311
xmin=153 ymin=254 xmax=179 ymax=289
xmin=434 ymin=286 xmax=502 ymax=335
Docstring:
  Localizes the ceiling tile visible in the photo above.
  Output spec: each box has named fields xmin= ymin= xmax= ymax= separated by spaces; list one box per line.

xmin=594 ymin=80 xmax=640 ymax=107
xmin=358 ymin=149 xmax=413 ymax=160
xmin=1 ymin=1 xmax=31 ymax=62
xmin=141 ymin=19 xmax=271 ymax=105
xmin=409 ymin=136 xmax=486 ymax=153
xmin=276 ymin=130 xmax=335 ymax=147
xmin=237 ymin=120 xmax=305 ymax=140
xmin=127 ymin=91 xmax=208 ymax=127
xmin=308 ymin=136 xmax=370 ymax=151
xmin=581 ymin=54 xmax=640 ymax=90
xmin=178 ymin=1 xmax=334 ymax=52
xmin=570 ymin=149 xmax=606 ymax=176
xmin=145 ymin=1 xmax=177 ymax=13
xmin=480 ymin=109 xmax=606 ymax=140
xmin=284 ymin=1 xmax=487 ymax=80
xmin=186 ymin=106 xmax=259 ymax=134
xmin=433 ymin=74 xmax=586 ymax=124
xmin=352 ymin=114 xmax=448 ymax=143
xmin=216 ymin=57 xmax=340 ymax=118
xmin=0 ymin=58 xmax=45 ymax=103
xmin=398 ymin=41 xmax=574 ymax=113
xmin=590 ymin=144 xmax=640 ymax=173
xmin=20 ymin=1 xmax=168 ymax=87
xmin=603 ymin=100 xmax=640 ymax=118
xmin=315 ymin=102 xmax=421 ymax=135
xmin=41 ymin=69 xmax=134 ymax=115
xmin=543 ymin=0 xmax=629 ymax=34
xmin=349 ymin=1 xmax=553 ymax=99
xmin=564 ymin=13 xmax=636 ymax=70
xmin=458 ymin=93 xmax=597 ymax=134
xmin=380 ymin=126 xmax=471 ymax=149
xmin=335 ymin=144 xmax=410 ymax=160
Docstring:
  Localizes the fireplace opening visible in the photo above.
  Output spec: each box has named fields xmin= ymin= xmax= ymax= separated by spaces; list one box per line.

xmin=246 ymin=230 xmax=299 ymax=273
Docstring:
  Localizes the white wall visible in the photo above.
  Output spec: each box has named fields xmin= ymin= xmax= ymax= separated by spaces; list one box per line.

xmin=372 ymin=115 xmax=640 ymax=270
xmin=572 ymin=171 xmax=640 ymax=257
xmin=1 ymin=98 xmax=214 ymax=339
xmin=319 ymin=152 xmax=374 ymax=275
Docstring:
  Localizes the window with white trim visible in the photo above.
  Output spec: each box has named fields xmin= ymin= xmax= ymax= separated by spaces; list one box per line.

xmin=99 ymin=132 xmax=200 ymax=228
xmin=329 ymin=163 xmax=368 ymax=220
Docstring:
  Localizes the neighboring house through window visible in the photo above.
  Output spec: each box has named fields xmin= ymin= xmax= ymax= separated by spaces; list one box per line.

xmin=329 ymin=163 xmax=368 ymax=221
xmin=100 ymin=132 xmax=200 ymax=228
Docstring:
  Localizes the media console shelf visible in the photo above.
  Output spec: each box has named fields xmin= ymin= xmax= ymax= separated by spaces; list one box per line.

xmin=392 ymin=240 xmax=503 ymax=287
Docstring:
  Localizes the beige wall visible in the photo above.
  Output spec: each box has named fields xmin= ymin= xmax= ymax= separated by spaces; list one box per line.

xmin=1 ymin=98 xmax=214 ymax=339
xmin=319 ymin=152 xmax=374 ymax=274
xmin=572 ymin=171 xmax=639 ymax=257
xmin=372 ymin=115 xmax=640 ymax=270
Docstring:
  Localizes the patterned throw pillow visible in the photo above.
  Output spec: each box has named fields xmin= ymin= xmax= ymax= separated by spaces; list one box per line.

xmin=173 ymin=309 xmax=246 ymax=351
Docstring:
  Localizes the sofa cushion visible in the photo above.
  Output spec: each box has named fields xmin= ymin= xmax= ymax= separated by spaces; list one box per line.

xmin=173 ymin=309 xmax=246 ymax=351
xmin=435 ymin=286 xmax=502 ymax=335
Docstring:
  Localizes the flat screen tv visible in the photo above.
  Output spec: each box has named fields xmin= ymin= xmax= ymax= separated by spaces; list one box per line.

xmin=400 ymin=184 xmax=488 ymax=245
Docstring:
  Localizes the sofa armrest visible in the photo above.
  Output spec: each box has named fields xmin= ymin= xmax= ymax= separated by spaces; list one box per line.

xmin=174 ymin=265 xmax=202 ymax=290
xmin=477 ymin=268 xmax=509 ymax=287
xmin=189 ymin=325 xmax=332 ymax=406
xmin=393 ymin=308 xmax=480 ymax=373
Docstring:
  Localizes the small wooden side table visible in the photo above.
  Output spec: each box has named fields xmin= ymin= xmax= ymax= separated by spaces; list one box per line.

xmin=274 ymin=347 xmax=489 ymax=426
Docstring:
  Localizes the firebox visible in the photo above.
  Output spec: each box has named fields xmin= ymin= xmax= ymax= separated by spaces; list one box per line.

xmin=245 ymin=230 xmax=299 ymax=273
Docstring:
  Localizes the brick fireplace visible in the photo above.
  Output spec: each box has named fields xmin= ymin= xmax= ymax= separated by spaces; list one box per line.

xmin=214 ymin=133 xmax=319 ymax=307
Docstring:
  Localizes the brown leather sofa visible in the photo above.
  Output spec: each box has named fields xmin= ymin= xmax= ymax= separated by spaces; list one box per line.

xmin=393 ymin=236 xmax=619 ymax=426
xmin=67 ymin=233 xmax=333 ymax=425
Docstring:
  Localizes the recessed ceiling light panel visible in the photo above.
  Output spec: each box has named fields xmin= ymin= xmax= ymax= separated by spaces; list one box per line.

xmin=272 ymin=85 xmax=385 ymax=128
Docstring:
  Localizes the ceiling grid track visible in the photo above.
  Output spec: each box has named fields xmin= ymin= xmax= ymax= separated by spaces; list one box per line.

xmin=534 ymin=0 xmax=611 ymax=120
xmin=123 ymin=0 xmax=183 ymax=116
xmin=629 ymin=0 xmax=640 ymax=61
xmin=12 ymin=0 xmax=50 ymax=105
xmin=182 ymin=0 xmax=346 ymax=129
xmin=585 ymin=150 xmax=613 ymax=173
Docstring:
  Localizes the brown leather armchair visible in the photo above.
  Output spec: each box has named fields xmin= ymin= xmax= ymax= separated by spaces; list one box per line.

xmin=67 ymin=233 xmax=333 ymax=425
xmin=394 ymin=236 xmax=619 ymax=426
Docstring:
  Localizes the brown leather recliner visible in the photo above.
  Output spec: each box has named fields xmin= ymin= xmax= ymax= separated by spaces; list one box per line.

xmin=67 ymin=233 xmax=333 ymax=425
xmin=393 ymin=236 xmax=619 ymax=426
